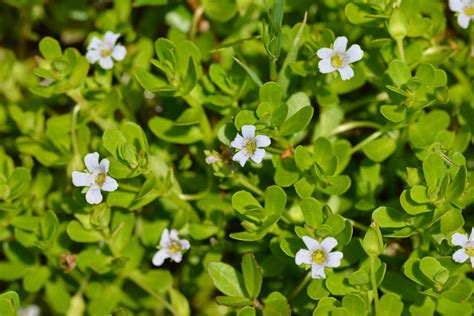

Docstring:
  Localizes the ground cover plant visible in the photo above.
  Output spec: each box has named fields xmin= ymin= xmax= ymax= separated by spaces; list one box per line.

xmin=0 ymin=0 xmax=473 ymax=315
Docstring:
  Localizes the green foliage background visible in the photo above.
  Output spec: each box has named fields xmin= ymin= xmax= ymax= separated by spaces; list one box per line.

xmin=0 ymin=0 xmax=473 ymax=315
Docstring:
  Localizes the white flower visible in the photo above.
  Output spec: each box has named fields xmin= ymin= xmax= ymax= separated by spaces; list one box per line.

xmin=205 ymin=154 xmax=220 ymax=164
xmin=86 ymin=31 xmax=127 ymax=70
xmin=451 ymin=228 xmax=474 ymax=267
xmin=72 ymin=152 xmax=118 ymax=204
xmin=152 ymin=228 xmax=190 ymax=266
xmin=295 ymin=236 xmax=343 ymax=279
xmin=449 ymin=0 xmax=474 ymax=29
xmin=18 ymin=305 xmax=40 ymax=316
xmin=317 ymin=36 xmax=364 ymax=81
xmin=230 ymin=125 xmax=271 ymax=167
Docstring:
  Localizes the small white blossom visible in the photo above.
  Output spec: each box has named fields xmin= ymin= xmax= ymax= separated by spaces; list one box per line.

xmin=317 ymin=36 xmax=364 ymax=81
xmin=18 ymin=305 xmax=40 ymax=316
xmin=295 ymin=236 xmax=343 ymax=279
xmin=152 ymin=228 xmax=190 ymax=266
xmin=449 ymin=0 xmax=474 ymax=29
xmin=230 ymin=125 xmax=271 ymax=167
xmin=205 ymin=154 xmax=220 ymax=164
xmin=451 ymin=228 xmax=474 ymax=267
xmin=86 ymin=31 xmax=127 ymax=70
xmin=72 ymin=152 xmax=118 ymax=204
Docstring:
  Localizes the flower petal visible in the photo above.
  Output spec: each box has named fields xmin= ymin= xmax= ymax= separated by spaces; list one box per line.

xmin=180 ymin=239 xmax=190 ymax=250
xmin=169 ymin=229 xmax=179 ymax=240
xmin=295 ymin=249 xmax=312 ymax=265
xmin=320 ymin=237 xmax=338 ymax=252
xmin=470 ymin=257 xmax=474 ymax=268
xmin=233 ymin=150 xmax=250 ymax=167
xmin=104 ymin=31 xmax=120 ymax=47
xmin=318 ymin=59 xmax=335 ymax=74
xmin=99 ymin=56 xmax=114 ymax=70
xmin=469 ymin=228 xmax=474 ymax=242
xmin=311 ymin=264 xmax=326 ymax=279
xmin=84 ymin=152 xmax=100 ymax=172
xmin=152 ymin=249 xmax=169 ymax=266
xmin=326 ymin=251 xmax=343 ymax=268
xmin=453 ymin=248 xmax=469 ymax=263
xmin=302 ymin=236 xmax=320 ymax=252
xmin=170 ymin=252 xmax=183 ymax=263
xmin=338 ymin=65 xmax=354 ymax=81
xmin=112 ymin=45 xmax=127 ymax=61
xmin=102 ymin=176 xmax=118 ymax=192
xmin=72 ymin=171 xmax=92 ymax=187
xmin=250 ymin=148 xmax=265 ymax=164
xmin=86 ymin=50 xmax=101 ymax=64
xmin=346 ymin=44 xmax=364 ymax=63
xmin=87 ymin=37 xmax=102 ymax=50
xmin=317 ymin=47 xmax=333 ymax=59
xmin=99 ymin=158 xmax=110 ymax=172
xmin=241 ymin=125 xmax=256 ymax=139
xmin=451 ymin=233 xmax=468 ymax=247
xmin=160 ymin=229 xmax=170 ymax=247
xmin=457 ymin=13 xmax=471 ymax=29
xmin=255 ymin=135 xmax=271 ymax=147
xmin=449 ymin=0 xmax=464 ymax=12
xmin=333 ymin=36 xmax=348 ymax=53
xmin=86 ymin=187 xmax=103 ymax=204
xmin=231 ymin=134 xmax=245 ymax=149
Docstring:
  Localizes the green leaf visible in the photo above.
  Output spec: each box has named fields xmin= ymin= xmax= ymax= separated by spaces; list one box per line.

xmin=66 ymin=220 xmax=102 ymax=243
xmin=148 ymin=116 xmax=203 ymax=144
xmin=216 ymin=296 xmax=252 ymax=307
xmin=379 ymin=293 xmax=404 ymax=316
xmin=342 ymin=294 xmax=367 ymax=316
xmin=372 ymin=207 xmax=405 ymax=228
xmin=279 ymin=106 xmax=314 ymax=136
xmin=345 ymin=3 xmax=379 ymax=25
xmin=202 ymin=0 xmax=236 ymax=22
xmin=208 ymin=262 xmax=246 ymax=297
xmin=237 ymin=306 xmax=256 ymax=316
xmin=40 ymin=210 xmax=59 ymax=242
xmin=422 ymin=153 xmax=446 ymax=192
xmin=264 ymin=185 xmax=286 ymax=216
xmin=39 ymin=37 xmax=62 ymax=60
xmin=300 ymin=197 xmax=324 ymax=228
xmin=23 ymin=266 xmax=50 ymax=292
xmin=313 ymin=137 xmax=337 ymax=175
xmin=241 ymin=253 xmax=262 ymax=299
xmin=380 ymin=105 xmax=406 ymax=123
xmin=386 ymin=59 xmax=411 ymax=87
xmin=446 ymin=166 xmax=466 ymax=202
xmin=307 ymin=279 xmax=330 ymax=300
xmin=362 ymin=137 xmax=396 ymax=162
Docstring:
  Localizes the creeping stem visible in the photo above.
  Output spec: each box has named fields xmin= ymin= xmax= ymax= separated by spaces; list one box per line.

xmin=370 ymin=256 xmax=380 ymax=315
xmin=288 ymin=271 xmax=312 ymax=301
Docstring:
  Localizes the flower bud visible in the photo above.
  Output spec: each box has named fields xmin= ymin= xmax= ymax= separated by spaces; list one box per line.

xmin=362 ymin=222 xmax=385 ymax=257
xmin=388 ymin=8 xmax=408 ymax=40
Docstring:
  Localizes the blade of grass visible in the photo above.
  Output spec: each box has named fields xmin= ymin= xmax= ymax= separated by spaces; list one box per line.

xmin=233 ymin=57 xmax=263 ymax=88
xmin=277 ymin=11 xmax=307 ymax=96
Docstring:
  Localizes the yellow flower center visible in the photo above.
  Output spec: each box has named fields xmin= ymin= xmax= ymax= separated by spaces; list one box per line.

xmin=101 ymin=47 xmax=112 ymax=57
xmin=96 ymin=172 xmax=106 ymax=187
xmin=169 ymin=240 xmax=182 ymax=253
xmin=466 ymin=244 xmax=474 ymax=257
xmin=464 ymin=6 xmax=474 ymax=16
xmin=245 ymin=139 xmax=257 ymax=155
xmin=331 ymin=54 xmax=344 ymax=68
xmin=311 ymin=249 xmax=327 ymax=265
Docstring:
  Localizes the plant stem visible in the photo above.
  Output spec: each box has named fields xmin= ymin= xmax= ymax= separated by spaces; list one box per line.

xmin=328 ymin=121 xmax=382 ymax=137
xmin=182 ymin=94 xmax=213 ymax=147
xmin=351 ymin=130 xmax=384 ymax=154
xmin=370 ymin=256 xmax=380 ymax=316
xmin=350 ymin=220 xmax=368 ymax=232
xmin=189 ymin=6 xmax=204 ymax=42
xmin=128 ymin=273 xmax=176 ymax=314
xmin=396 ymin=38 xmax=405 ymax=62
xmin=71 ymin=104 xmax=81 ymax=161
xmin=236 ymin=174 xmax=264 ymax=197
xmin=288 ymin=271 xmax=312 ymax=301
